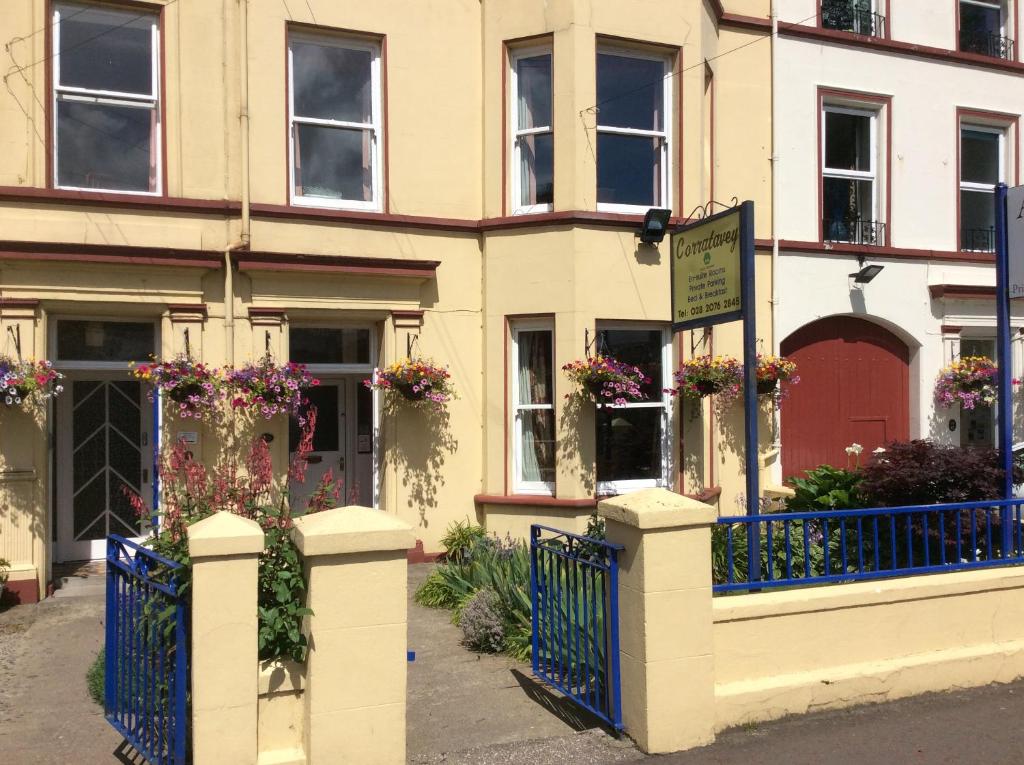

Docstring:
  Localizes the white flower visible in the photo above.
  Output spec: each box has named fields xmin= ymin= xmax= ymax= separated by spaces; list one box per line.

xmin=873 ymin=447 xmax=886 ymax=454
xmin=845 ymin=443 xmax=863 ymax=455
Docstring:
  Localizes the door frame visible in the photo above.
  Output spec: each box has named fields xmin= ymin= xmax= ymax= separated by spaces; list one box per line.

xmin=54 ymin=372 xmax=155 ymax=562
xmin=287 ymin=323 xmax=379 ymax=508
xmin=49 ymin=315 xmax=160 ymax=562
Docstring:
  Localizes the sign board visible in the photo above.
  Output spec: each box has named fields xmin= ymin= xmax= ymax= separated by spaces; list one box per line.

xmin=1008 ymin=184 xmax=1024 ymax=299
xmin=670 ymin=208 xmax=745 ymax=331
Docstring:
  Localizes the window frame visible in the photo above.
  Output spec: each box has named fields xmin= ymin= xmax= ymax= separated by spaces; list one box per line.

xmin=959 ymin=122 xmax=1006 ymax=251
xmin=51 ymin=316 xmax=159 ymax=371
xmin=509 ymin=43 xmax=554 ymax=216
xmin=287 ymin=31 xmax=384 ymax=212
xmin=594 ymin=44 xmax=673 ymax=215
xmin=287 ymin=323 xmax=377 ymax=375
xmin=594 ymin=323 xmax=672 ymax=495
xmin=510 ymin=320 xmax=556 ymax=496
xmin=959 ymin=0 xmax=1008 ymax=38
xmin=51 ymin=2 xmax=162 ymax=195
xmin=821 ymin=104 xmax=879 ymax=229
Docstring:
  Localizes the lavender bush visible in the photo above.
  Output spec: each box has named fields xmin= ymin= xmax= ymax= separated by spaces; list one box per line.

xmin=458 ymin=588 xmax=506 ymax=653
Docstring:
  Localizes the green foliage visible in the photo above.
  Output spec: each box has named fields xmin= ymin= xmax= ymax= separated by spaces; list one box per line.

xmin=258 ymin=512 xmax=312 ymax=663
xmin=787 ymin=465 xmax=864 ymax=511
xmin=439 ymin=520 xmax=488 ymax=564
xmin=0 ymin=557 xmax=9 ymax=585
xmin=86 ymin=649 xmax=104 ymax=706
xmin=415 ymin=522 xmax=532 ymax=659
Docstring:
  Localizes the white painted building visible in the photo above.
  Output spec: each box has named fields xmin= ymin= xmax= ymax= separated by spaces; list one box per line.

xmin=771 ymin=0 xmax=1024 ymax=480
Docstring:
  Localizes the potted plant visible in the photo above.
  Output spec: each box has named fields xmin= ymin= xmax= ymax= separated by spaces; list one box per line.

xmin=133 ymin=355 xmax=224 ymax=421
xmin=364 ymin=358 xmax=454 ymax=409
xmin=668 ymin=355 xmax=743 ymax=404
xmin=756 ymin=354 xmax=799 ymax=396
xmin=0 ymin=356 xmax=64 ymax=407
xmin=562 ymin=356 xmax=648 ymax=406
xmin=0 ymin=557 xmax=8 ymax=601
xmin=227 ymin=355 xmax=319 ymax=419
xmin=934 ymin=356 xmax=997 ymax=410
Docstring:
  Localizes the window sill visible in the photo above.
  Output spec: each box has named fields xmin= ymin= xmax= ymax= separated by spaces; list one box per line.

xmin=474 ymin=494 xmax=597 ymax=508
xmin=290 ymin=197 xmax=382 ymax=214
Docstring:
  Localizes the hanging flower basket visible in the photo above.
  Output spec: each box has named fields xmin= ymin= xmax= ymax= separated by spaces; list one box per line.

xmin=132 ymin=356 xmax=224 ymax=421
xmin=934 ymin=356 xmax=997 ymax=410
xmin=0 ymin=357 xmax=64 ymax=407
xmin=667 ymin=355 xmax=743 ymax=404
xmin=227 ymin=355 xmax=319 ymax=420
xmin=364 ymin=358 xmax=454 ymax=408
xmin=756 ymin=354 xmax=799 ymax=398
xmin=562 ymin=356 xmax=648 ymax=406
xmin=364 ymin=358 xmax=454 ymax=409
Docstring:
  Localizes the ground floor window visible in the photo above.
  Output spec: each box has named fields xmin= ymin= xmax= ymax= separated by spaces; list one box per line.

xmin=511 ymin=321 xmax=556 ymax=494
xmin=595 ymin=325 xmax=671 ymax=493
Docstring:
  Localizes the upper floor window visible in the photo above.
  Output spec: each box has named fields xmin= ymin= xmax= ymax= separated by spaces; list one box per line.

xmin=288 ymin=32 xmax=382 ymax=211
xmin=511 ymin=322 xmax=556 ymax=494
xmin=510 ymin=46 xmax=553 ymax=214
xmin=959 ymin=0 xmax=1015 ymax=60
xmin=821 ymin=0 xmax=886 ymax=38
xmin=960 ymin=125 xmax=1004 ymax=252
xmin=822 ymin=106 xmax=884 ymax=245
xmin=595 ymin=326 xmax=670 ymax=493
xmin=52 ymin=3 xmax=161 ymax=194
xmin=596 ymin=46 xmax=672 ymax=213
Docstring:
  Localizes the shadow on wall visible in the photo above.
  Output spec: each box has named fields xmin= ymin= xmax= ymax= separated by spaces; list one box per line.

xmin=716 ymin=396 xmax=776 ymax=513
xmin=558 ymin=395 xmax=595 ymax=497
xmin=387 ymin=405 xmax=458 ymax=529
xmin=681 ymin=397 xmax=707 ymax=496
xmin=0 ymin=403 xmax=47 ymax=556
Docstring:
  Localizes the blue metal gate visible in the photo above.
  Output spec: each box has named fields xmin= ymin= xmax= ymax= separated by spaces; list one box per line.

xmin=530 ymin=524 xmax=623 ymax=730
xmin=105 ymin=536 xmax=189 ymax=765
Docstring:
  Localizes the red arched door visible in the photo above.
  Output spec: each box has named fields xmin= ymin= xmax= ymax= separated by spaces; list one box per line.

xmin=781 ymin=316 xmax=909 ymax=481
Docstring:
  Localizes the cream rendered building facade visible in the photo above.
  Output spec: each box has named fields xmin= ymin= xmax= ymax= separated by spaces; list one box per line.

xmin=0 ymin=0 xmax=772 ymax=602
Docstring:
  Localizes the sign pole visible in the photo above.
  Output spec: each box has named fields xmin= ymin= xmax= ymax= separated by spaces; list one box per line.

xmin=739 ymin=201 xmax=761 ymax=582
xmin=996 ymin=183 xmax=1014 ymax=555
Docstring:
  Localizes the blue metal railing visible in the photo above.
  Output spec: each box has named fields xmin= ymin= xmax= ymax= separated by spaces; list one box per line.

xmin=530 ymin=524 xmax=624 ymax=731
xmin=714 ymin=499 xmax=1024 ymax=593
xmin=106 ymin=536 xmax=189 ymax=765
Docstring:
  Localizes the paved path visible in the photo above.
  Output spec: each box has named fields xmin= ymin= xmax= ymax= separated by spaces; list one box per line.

xmin=0 ymin=594 xmax=122 ymax=764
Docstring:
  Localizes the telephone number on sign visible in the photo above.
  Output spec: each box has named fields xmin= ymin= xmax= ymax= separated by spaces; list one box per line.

xmin=687 ymin=297 xmax=739 ymax=316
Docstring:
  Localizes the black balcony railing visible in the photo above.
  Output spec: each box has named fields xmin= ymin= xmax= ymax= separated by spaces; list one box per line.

xmin=961 ymin=227 xmax=996 ymax=252
xmin=959 ymin=29 xmax=1015 ymax=60
xmin=823 ymin=218 xmax=887 ymax=246
xmin=821 ymin=0 xmax=886 ymax=38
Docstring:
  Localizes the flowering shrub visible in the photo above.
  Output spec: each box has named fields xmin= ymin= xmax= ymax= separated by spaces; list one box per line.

xmin=228 ymin=355 xmax=319 ymax=420
xmin=934 ymin=356 xmax=997 ymax=410
xmin=0 ymin=357 xmax=64 ymax=407
xmin=363 ymin=357 xmax=454 ymax=408
xmin=458 ymin=588 xmax=506 ymax=653
xmin=668 ymin=355 xmax=743 ymax=403
xmin=132 ymin=356 xmax=223 ymax=421
xmin=124 ymin=413 xmax=340 ymax=663
xmin=756 ymin=354 xmax=799 ymax=396
xmin=562 ymin=356 xmax=648 ymax=406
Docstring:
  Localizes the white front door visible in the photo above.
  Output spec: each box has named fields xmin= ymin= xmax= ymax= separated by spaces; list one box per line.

xmin=288 ymin=381 xmax=347 ymax=513
xmin=288 ymin=377 xmax=374 ymax=513
xmin=56 ymin=376 xmax=154 ymax=561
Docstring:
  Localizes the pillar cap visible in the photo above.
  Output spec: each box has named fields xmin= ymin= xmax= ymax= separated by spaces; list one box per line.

xmin=599 ymin=488 xmax=717 ymax=530
xmin=187 ymin=511 xmax=265 ymax=558
xmin=291 ymin=506 xmax=415 ymax=557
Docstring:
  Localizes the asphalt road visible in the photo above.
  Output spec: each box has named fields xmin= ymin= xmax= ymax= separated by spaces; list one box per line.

xmin=658 ymin=680 xmax=1024 ymax=765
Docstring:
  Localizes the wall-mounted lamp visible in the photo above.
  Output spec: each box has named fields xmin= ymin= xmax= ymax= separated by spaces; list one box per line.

xmin=849 ymin=256 xmax=884 ymax=284
xmin=637 ymin=208 xmax=673 ymax=244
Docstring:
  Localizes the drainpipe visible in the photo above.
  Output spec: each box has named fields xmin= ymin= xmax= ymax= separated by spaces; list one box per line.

xmin=769 ymin=3 xmax=783 ymax=476
xmin=223 ymin=0 xmax=251 ymax=368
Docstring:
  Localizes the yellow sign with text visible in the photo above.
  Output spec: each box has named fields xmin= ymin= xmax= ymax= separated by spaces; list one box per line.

xmin=671 ymin=210 xmax=742 ymax=329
